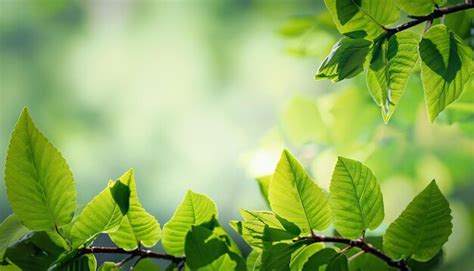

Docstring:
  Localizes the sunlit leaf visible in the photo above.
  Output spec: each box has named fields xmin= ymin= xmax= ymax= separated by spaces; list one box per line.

xmin=246 ymin=250 xmax=262 ymax=271
xmin=5 ymin=108 xmax=76 ymax=230
xmin=53 ymin=254 xmax=96 ymax=271
xmin=260 ymin=242 xmax=306 ymax=271
xmin=255 ymin=175 xmax=271 ymax=207
xmin=109 ymin=170 xmax=161 ymax=251
xmin=162 ymin=190 xmax=217 ymax=256
xmin=301 ymin=248 xmax=339 ymax=271
xmin=289 ymin=243 xmax=325 ymax=270
xmin=324 ymin=0 xmax=399 ymax=39
xmin=316 ymin=37 xmax=372 ymax=82
xmin=367 ymin=31 xmax=419 ymax=123
xmin=383 ymin=180 xmax=452 ymax=261
xmin=419 ymin=25 xmax=473 ymax=122
xmin=329 ymin=156 xmax=384 ymax=238
xmin=133 ymin=259 xmax=161 ymax=271
xmin=70 ymin=181 xmax=123 ymax=248
xmin=394 ymin=0 xmax=446 ymax=16
xmin=268 ymin=150 xmax=331 ymax=233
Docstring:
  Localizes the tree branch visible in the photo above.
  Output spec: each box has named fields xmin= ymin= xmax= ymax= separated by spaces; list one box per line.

xmin=385 ymin=3 xmax=474 ymax=37
xmin=79 ymin=246 xmax=185 ymax=264
xmin=296 ymin=235 xmax=410 ymax=271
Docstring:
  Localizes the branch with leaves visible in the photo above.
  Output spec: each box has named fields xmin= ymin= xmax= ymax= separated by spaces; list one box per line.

xmin=312 ymin=0 xmax=473 ymax=123
xmin=232 ymin=150 xmax=452 ymax=271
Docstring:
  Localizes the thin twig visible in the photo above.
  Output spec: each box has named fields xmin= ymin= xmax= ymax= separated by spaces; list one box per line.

xmin=348 ymin=250 xmax=366 ymax=261
xmin=295 ymin=235 xmax=410 ymax=271
xmin=79 ymin=246 xmax=185 ymax=264
xmin=385 ymin=3 xmax=474 ymax=37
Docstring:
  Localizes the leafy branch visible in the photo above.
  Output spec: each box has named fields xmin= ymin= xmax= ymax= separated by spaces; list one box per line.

xmin=296 ymin=235 xmax=410 ymax=271
xmin=385 ymin=2 xmax=474 ymax=36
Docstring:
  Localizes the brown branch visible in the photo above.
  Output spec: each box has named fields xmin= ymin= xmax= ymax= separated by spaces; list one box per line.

xmin=79 ymin=246 xmax=185 ymax=264
xmin=296 ymin=235 xmax=410 ymax=271
xmin=385 ymin=3 xmax=474 ymax=37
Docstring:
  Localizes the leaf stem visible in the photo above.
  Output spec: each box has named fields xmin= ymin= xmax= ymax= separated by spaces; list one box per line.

xmin=296 ymin=235 xmax=410 ymax=271
xmin=79 ymin=246 xmax=185 ymax=264
xmin=385 ymin=3 xmax=474 ymax=37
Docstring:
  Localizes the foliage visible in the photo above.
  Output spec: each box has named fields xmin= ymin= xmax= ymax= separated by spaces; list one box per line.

xmin=0 ymin=109 xmax=455 ymax=270
xmin=308 ymin=0 xmax=474 ymax=123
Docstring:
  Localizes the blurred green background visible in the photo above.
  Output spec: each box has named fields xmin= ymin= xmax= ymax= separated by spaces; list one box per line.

xmin=0 ymin=1 xmax=472 ymax=270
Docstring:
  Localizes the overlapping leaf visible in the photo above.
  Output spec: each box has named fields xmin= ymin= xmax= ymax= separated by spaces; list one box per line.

xmin=329 ymin=156 xmax=384 ymax=238
xmin=109 ymin=170 xmax=161 ymax=250
xmin=255 ymin=175 xmax=271 ymax=207
xmin=367 ymin=31 xmax=419 ymax=123
xmin=324 ymin=0 xmax=399 ymax=39
xmin=289 ymin=243 xmax=325 ymax=270
xmin=260 ymin=242 xmax=306 ymax=271
xmin=420 ymin=25 xmax=473 ymax=122
xmin=268 ymin=150 xmax=331 ymax=233
xmin=230 ymin=210 xmax=300 ymax=250
xmin=162 ymin=190 xmax=217 ymax=256
xmin=383 ymin=180 xmax=452 ymax=261
xmin=0 ymin=215 xmax=29 ymax=259
xmin=316 ymin=37 xmax=372 ymax=82
xmin=5 ymin=108 xmax=76 ymax=230
xmin=70 ymin=181 xmax=124 ymax=248
xmin=395 ymin=0 xmax=446 ymax=16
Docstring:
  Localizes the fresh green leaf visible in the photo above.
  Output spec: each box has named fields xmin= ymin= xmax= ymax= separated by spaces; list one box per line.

xmin=268 ymin=150 xmax=331 ymax=233
xmin=109 ymin=170 xmax=161 ymax=251
xmin=110 ymin=179 xmax=131 ymax=215
xmin=367 ymin=31 xmax=419 ymax=123
xmin=329 ymin=156 xmax=384 ymax=238
xmin=383 ymin=180 xmax=452 ymax=261
xmin=5 ymin=108 xmax=77 ymax=230
xmin=133 ymin=259 xmax=161 ymax=271
xmin=301 ymin=248 xmax=338 ymax=271
xmin=53 ymin=254 xmax=96 ymax=271
xmin=4 ymin=231 xmax=65 ymax=271
xmin=0 ymin=215 xmax=29 ymax=259
xmin=70 ymin=181 xmax=123 ymax=248
xmin=232 ymin=210 xmax=300 ymax=250
xmin=256 ymin=175 xmax=271 ymax=207
xmin=419 ymin=25 xmax=473 ymax=122
xmin=289 ymin=243 xmax=325 ymax=270
xmin=394 ymin=0 xmax=446 ymax=16
xmin=246 ymin=250 xmax=262 ymax=271
xmin=98 ymin=262 xmax=119 ymax=271
xmin=162 ymin=190 xmax=217 ymax=256
xmin=316 ymin=37 xmax=372 ymax=82
xmin=327 ymin=254 xmax=349 ymax=271
xmin=260 ymin=242 xmax=306 ymax=271
xmin=184 ymin=226 xmax=237 ymax=270
xmin=324 ymin=0 xmax=399 ymax=39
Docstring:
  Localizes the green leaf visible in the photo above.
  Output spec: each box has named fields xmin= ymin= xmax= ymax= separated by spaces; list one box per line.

xmin=394 ymin=0 xmax=445 ymax=16
xmin=54 ymin=254 xmax=96 ymax=271
xmin=133 ymin=259 xmax=161 ymax=271
xmin=419 ymin=25 xmax=473 ymax=122
xmin=232 ymin=210 xmax=300 ymax=250
xmin=367 ymin=31 xmax=419 ymax=123
xmin=289 ymin=243 xmax=325 ymax=270
xmin=383 ymin=180 xmax=452 ymax=261
xmin=268 ymin=150 xmax=331 ymax=234
xmin=70 ymin=181 xmax=123 ymax=248
xmin=98 ymin=262 xmax=119 ymax=271
xmin=184 ymin=226 xmax=237 ymax=270
xmin=110 ymin=178 xmax=131 ymax=215
xmin=109 ymin=170 xmax=161 ymax=251
xmin=162 ymin=190 xmax=217 ymax=256
xmin=5 ymin=108 xmax=77 ymax=230
xmin=0 ymin=215 xmax=29 ymax=260
xmin=4 ymin=231 xmax=66 ymax=271
xmin=301 ymin=248 xmax=339 ymax=271
xmin=246 ymin=250 xmax=262 ymax=271
xmin=329 ymin=156 xmax=384 ymax=238
xmin=260 ymin=242 xmax=306 ymax=271
xmin=316 ymin=38 xmax=372 ymax=82
xmin=256 ymin=175 xmax=271 ymax=207
xmin=327 ymin=254 xmax=349 ymax=271
xmin=324 ymin=0 xmax=399 ymax=39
